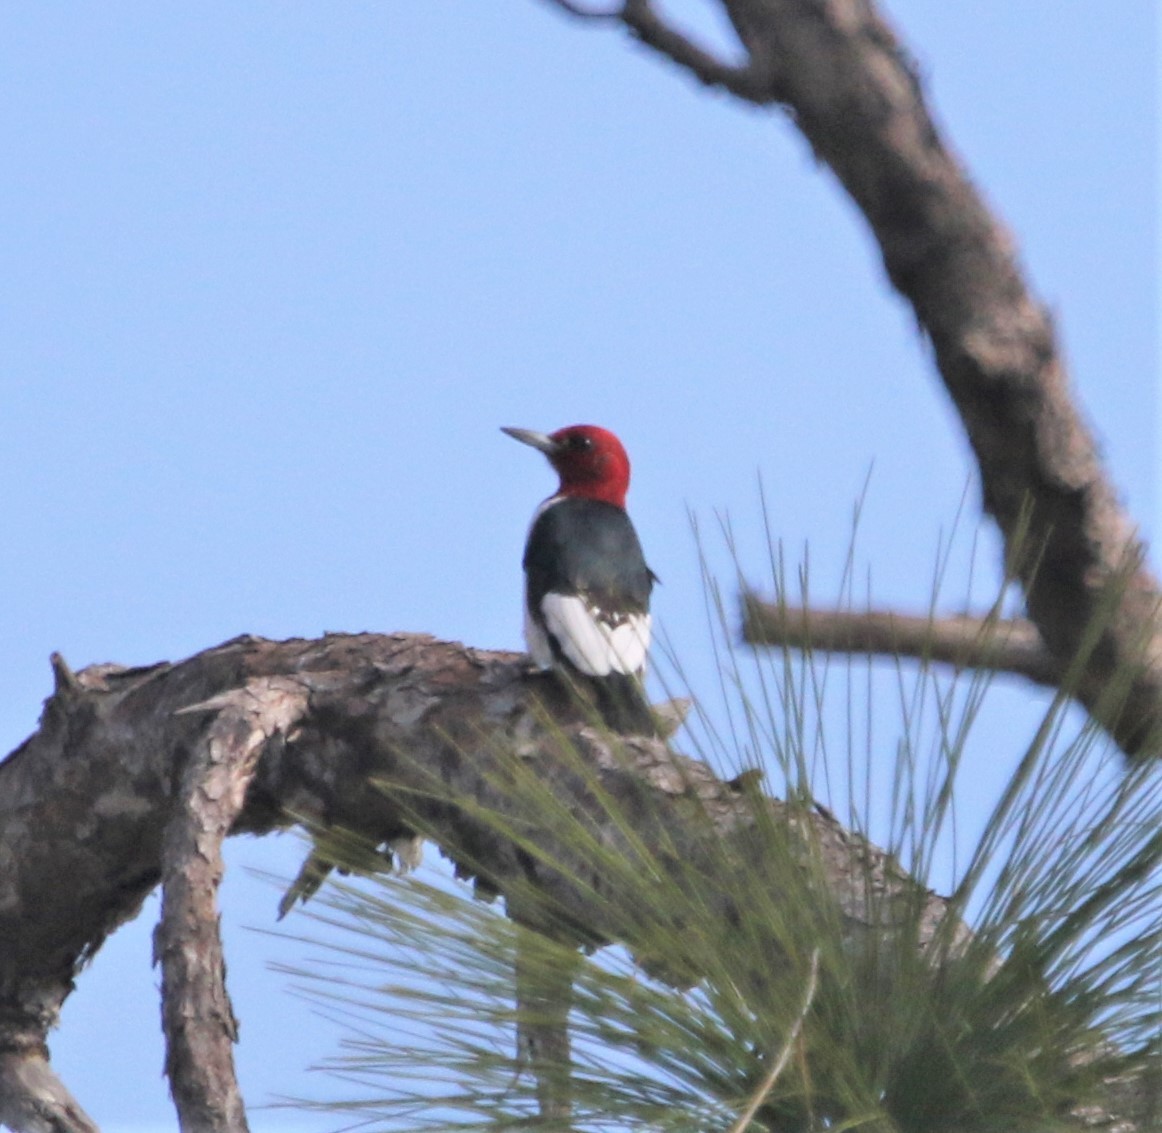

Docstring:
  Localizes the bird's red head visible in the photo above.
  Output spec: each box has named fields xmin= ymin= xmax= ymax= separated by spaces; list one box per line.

xmin=502 ymin=423 xmax=631 ymax=509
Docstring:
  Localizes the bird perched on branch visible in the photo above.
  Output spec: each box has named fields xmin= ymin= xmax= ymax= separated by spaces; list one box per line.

xmin=502 ymin=424 xmax=656 ymax=733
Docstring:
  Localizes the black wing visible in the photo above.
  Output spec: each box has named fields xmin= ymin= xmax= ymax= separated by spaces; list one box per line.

xmin=523 ymin=497 xmax=655 ymax=619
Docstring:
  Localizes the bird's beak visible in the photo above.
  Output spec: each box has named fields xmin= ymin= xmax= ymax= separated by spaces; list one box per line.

xmin=501 ymin=426 xmax=560 ymax=456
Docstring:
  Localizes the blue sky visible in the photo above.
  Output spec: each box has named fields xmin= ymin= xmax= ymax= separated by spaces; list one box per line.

xmin=1 ymin=3 xmax=1157 ymax=1130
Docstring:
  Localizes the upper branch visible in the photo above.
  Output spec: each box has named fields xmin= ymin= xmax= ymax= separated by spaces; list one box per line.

xmin=545 ymin=0 xmax=1162 ymax=758
xmin=746 ymin=0 xmax=1162 ymax=757
xmin=742 ymin=599 xmax=1060 ymax=688
xmin=542 ymin=0 xmax=784 ymax=102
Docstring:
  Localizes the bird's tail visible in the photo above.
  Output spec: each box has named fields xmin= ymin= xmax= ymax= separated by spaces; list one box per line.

xmin=589 ymin=672 xmax=657 ymax=736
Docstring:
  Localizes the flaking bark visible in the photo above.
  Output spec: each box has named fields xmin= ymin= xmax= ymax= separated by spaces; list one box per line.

xmin=153 ymin=679 xmax=308 ymax=1133
xmin=0 ymin=632 xmax=949 ymax=1131
xmin=0 ymin=632 xmax=1152 ymax=1130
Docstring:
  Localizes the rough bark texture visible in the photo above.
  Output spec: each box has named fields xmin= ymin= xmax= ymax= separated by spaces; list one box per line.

xmin=153 ymin=679 xmax=306 ymax=1132
xmin=0 ymin=633 xmax=952 ymax=1132
xmin=0 ymin=633 xmax=1153 ymax=1130
xmin=550 ymin=0 xmax=1162 ymax=758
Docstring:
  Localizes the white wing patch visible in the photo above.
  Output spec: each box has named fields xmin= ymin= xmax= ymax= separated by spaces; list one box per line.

xmin=537 ymin=593 xmax=651 ymax=677
xmin=524 ymin=603 xmax=556 ymax=671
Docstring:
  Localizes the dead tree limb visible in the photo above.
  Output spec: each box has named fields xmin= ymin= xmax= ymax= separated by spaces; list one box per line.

xmin=153 ymin=680 xmax=308 ymax=1133
xmin=540 ymin=0 xmax=1162 ymax=758
xmin=0 ymin=1053 xmax=99 ymax=1133
xmin=0 ymin=633 xmax=1153 ymax=1129
xmin=742 ymin=598 xmax=1060 ymax=688
xmin=0 ymin=633 xmax=947 ymax=1132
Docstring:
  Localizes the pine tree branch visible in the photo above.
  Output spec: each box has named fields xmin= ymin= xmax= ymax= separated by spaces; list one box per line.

xmin=0 ymin=632 xmax=949 ymax=1132
xmin=539 ymin=0 xmax=1162 ymax=759
xmin=620 ymin=0 xmax=783 ymax=103
xmin=512 ymin=926 xmax=582 ymax=1120
xmin=0 ymin=633 xmax=1153 ymax=1128
xmin=154 ymin=680 xmax=307 ymax=1133
xmin=742 ymin=597 xmax=1060 ymax=688
xmin=541 ymin=0 xmax=784 ymax=102
xmin=538 ymin=0 xmax=621 ymax=21
xmin=0 ymin=1052 xmax=99 ymax=1133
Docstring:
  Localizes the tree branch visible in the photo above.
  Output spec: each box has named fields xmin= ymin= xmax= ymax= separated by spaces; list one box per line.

xmin=0 ymin=633 xmax=948 ymax=1131
xmin=154 ymin=680 xmax=307 ymax=1133
xmin=0 ymin=632 xmax=1152 ymax=1129
xmin=539 ymin=0 xmax=622 ymax=21
xmin=621 ymin=0 xmax=784 ymax=103
xmin=0 ymin=1052 xmax=99 ymax=1133
xmin=513 ymin=928 xmax=581 ymax=1119
xmin=747 ymin=0 xmax=1162 ymax=757
xmin=542 ymin=0 xmax=784 ymax=103
xmin=742 ymin=597 xmax=1061 ymax=688
xmin=541 ymin=0 xmax=1162 ymax=758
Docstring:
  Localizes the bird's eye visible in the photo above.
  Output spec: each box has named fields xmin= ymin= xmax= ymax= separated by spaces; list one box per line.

xmin=569 ymin=434 xmax=593 ymax=451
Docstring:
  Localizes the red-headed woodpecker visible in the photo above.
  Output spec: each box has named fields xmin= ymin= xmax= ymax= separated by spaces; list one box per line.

xmin=502 ymin=424 xmax=656 ymax=732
